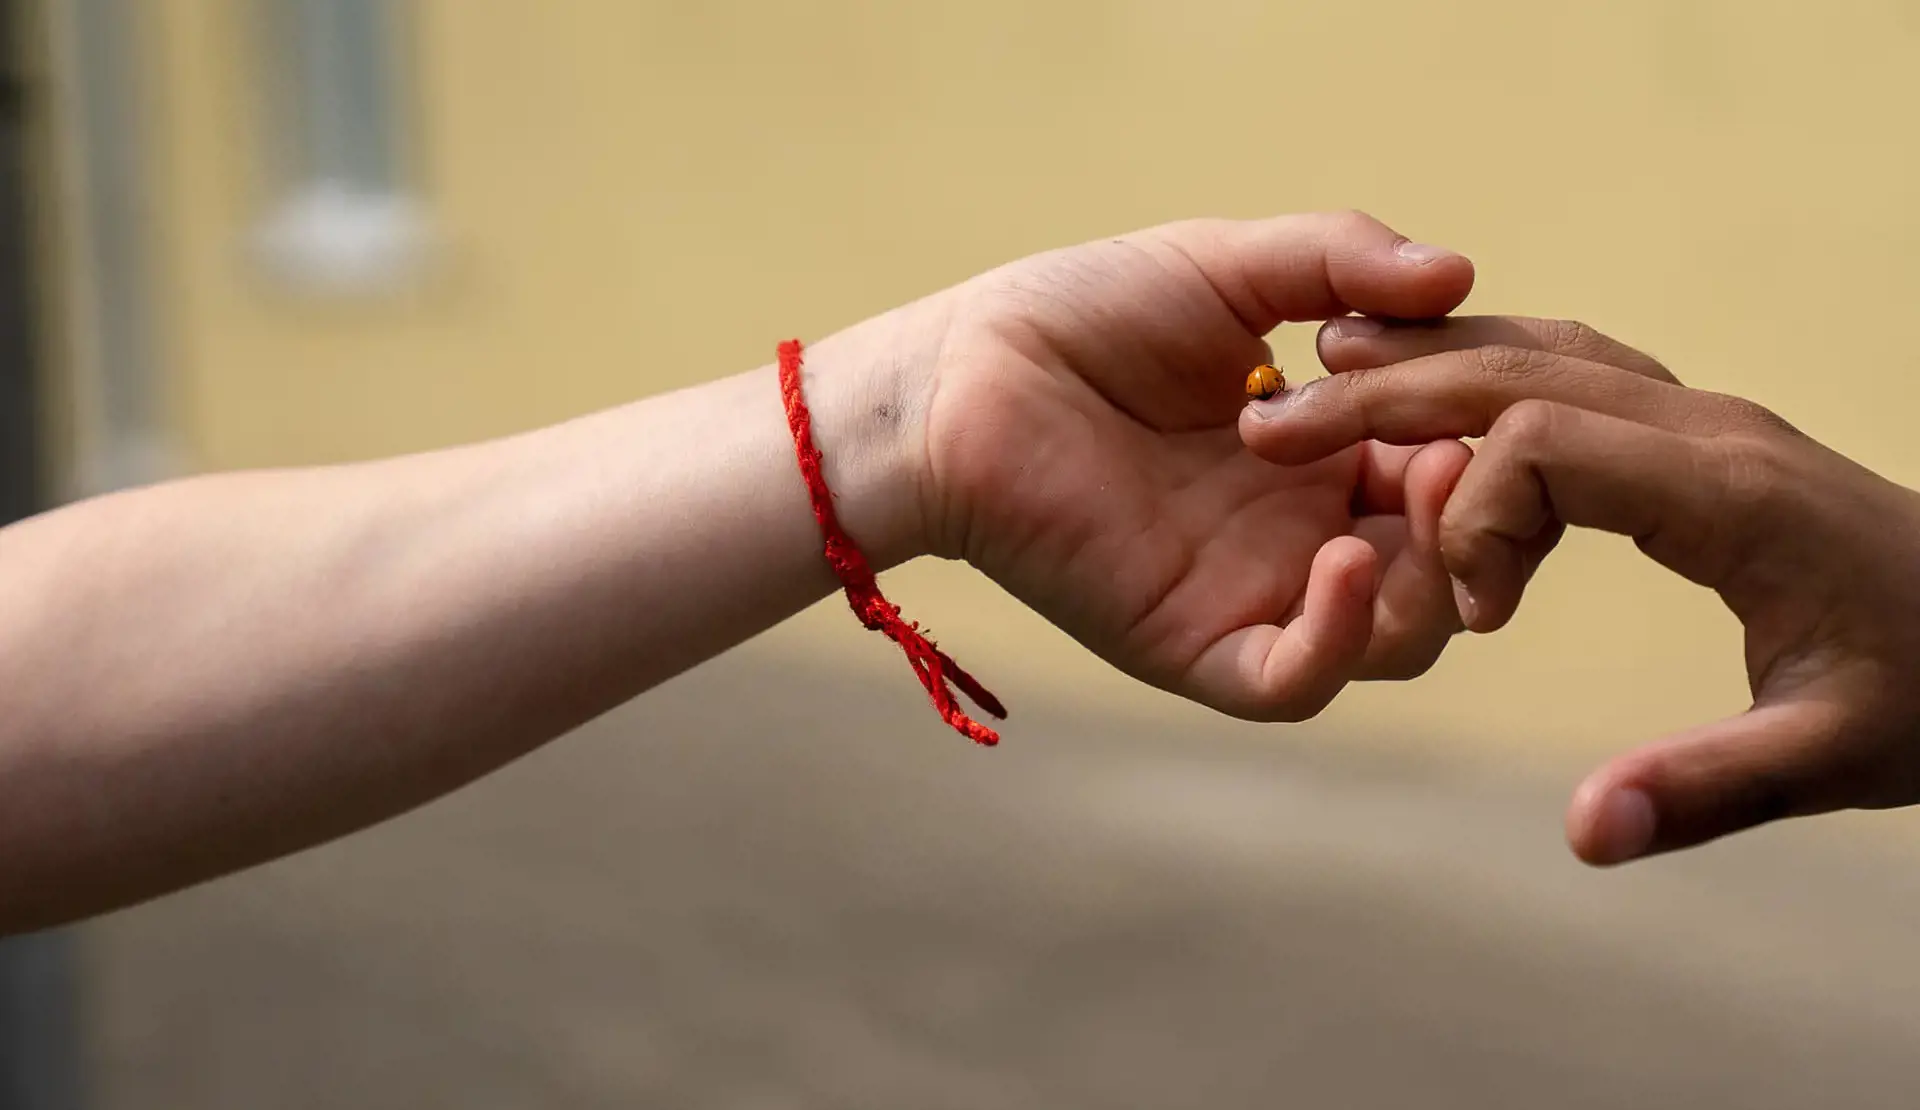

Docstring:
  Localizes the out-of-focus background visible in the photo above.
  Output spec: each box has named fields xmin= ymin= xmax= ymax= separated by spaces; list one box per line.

xmin=4 ymin=1 xmax=1920 ymax=1106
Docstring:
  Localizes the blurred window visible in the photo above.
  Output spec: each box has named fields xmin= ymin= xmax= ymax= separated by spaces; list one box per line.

xmin=251 ymin=0 xmax=426 ymax=292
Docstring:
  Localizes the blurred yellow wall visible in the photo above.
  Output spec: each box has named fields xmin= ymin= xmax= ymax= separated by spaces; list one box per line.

xmin=107 ymin=2 xmax=1920 ymax=761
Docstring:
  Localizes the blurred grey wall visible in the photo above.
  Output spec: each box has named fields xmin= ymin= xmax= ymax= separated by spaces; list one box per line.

xmin=0 ymin=0 xmax=81 ymax=1106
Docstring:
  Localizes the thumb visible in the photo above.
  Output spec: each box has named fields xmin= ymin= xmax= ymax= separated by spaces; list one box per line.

xmin=1566 ymin=698 xmax=1851 ymax=866
xmin=1150 ymin=211 xmax=1475 ymax=333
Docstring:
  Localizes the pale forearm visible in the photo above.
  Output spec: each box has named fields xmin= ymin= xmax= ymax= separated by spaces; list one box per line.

xmin=0 ymin=326 xmax=929 ymax=931
xmin=0 ymin=207 xmax=1474 ymax=925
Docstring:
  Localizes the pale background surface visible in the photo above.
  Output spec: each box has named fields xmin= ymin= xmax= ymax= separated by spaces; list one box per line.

xmin=125 ymin=0 xmax=1920 ymax=761
xmin=21 ymin=2 xmax=1920 ymax=1105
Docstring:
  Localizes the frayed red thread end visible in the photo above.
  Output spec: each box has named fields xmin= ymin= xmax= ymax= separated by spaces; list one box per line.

xmin=778 ymin=339 xmax=1004 ymax=746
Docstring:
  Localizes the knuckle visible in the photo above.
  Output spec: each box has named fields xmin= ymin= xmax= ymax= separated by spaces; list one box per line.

xmin=1295 ymin=208 xmax=1384 ymax=248
xmin=1538 ymin=316 xmax=1680 ymax=384
xmin=1681 ymin=435 xmax=1793 ymax=583
xmin=1482 ymin=395 xmax=1559 ymax=460
xmin=1543 ymin=317 xmax=1603 ymax=357
xmin=1154 ymin=216 xmax=1228 ymax=247
xmin=1713 ymin=393 xmax=1801 ymax=438
xmin=1327 ymin=207 xmax=1377 ymax=234
xmin=1716 ymin=435 xmax=1790 ymax=518
xmin=1488 ymin=397 xmax=1562 ymax=453
xmin=1469 ymin=343 xmax=1554 ymax=382
xmin=1300 ymin=365 xmax=1366 ymax=411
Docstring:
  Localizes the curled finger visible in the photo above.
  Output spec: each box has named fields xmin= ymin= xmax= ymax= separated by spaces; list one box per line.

xmin=1184 ymin=536 xmax=1378 ymax=722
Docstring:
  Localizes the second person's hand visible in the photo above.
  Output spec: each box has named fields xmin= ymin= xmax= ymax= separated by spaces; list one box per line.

xmin=1237 ymin=314 xmax=1920 ymax=864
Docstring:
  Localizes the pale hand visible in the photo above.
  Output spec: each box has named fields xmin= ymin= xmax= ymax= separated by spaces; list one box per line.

xmin=825 ymin=212 xmax=1481 ymax=721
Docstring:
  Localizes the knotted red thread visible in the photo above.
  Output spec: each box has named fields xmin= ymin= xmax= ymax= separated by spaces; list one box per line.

xmin=778 ymin=339 xmax=1005 ymax=746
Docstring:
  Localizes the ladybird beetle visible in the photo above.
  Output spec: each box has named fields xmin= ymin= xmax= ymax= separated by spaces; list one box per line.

xmin=1245 ymin=363 xmax=1286 ymax=402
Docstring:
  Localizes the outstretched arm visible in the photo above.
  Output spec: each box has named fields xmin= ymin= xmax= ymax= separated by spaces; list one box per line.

xmin=0 ymin=210 xmax=1477 ymax=932
xmin=0 ymin=317 xmax=929 ymax=932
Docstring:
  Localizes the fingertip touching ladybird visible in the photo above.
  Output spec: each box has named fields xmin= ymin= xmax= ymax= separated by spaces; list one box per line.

xmin=1245 ymin=363 xmax=1286 ymax=402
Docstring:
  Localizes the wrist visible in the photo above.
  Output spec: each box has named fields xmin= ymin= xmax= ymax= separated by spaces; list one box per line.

xmin=786 ymin=300 xmax=948 ymax=572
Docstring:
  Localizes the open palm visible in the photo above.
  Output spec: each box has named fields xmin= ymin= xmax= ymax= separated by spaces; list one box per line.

xmin=920 ymin=213 xmax=1478 ymax=720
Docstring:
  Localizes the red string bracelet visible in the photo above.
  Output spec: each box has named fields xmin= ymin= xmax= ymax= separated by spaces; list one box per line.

xmin=778 ymin=339 xmax=1006 ymax=746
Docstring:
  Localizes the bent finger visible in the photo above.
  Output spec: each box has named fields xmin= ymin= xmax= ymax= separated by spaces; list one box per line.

xmin=1185 ymin=536 xmax=1377 ymax=722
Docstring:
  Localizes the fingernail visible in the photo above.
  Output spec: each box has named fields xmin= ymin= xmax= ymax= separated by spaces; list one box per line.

xmin=1593 ymin=787 xmax=1657 ymax=865
xmin=1395 ymin=240 xmax=1457 ymax=265
xmin=1243 ymin=390 xmax=1296 ymax=422
xmin=1450 ymin=576 xmax=1477 ymax=627
xmin=1325 ymin=316 xmax=1384 ymax=340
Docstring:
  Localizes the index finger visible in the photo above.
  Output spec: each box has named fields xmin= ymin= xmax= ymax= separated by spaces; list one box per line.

xmin=1319 ymin=316 xmax=1680 ymax=384
xmin=1238 ymin=345 xmax=1708 ymax=467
